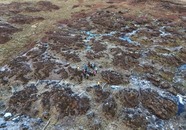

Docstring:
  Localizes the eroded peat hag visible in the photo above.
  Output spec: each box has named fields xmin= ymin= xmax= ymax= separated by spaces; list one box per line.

xmin=0 ymin=0 xmax=186 ymax=129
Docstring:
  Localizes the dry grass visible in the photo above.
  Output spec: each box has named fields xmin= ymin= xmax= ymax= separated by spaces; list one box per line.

xmin=0 ymin=0 xmax=185 ymax=66
xmin=0 ymin=0 xmax=104 ymax=65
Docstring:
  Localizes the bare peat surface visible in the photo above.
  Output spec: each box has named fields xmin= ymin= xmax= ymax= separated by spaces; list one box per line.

xmin=0 ymin=0 xmax=186 ymax=130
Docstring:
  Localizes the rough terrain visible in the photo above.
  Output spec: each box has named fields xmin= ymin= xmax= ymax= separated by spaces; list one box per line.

xmin=0 ymin=0 xmax=186 ymax=130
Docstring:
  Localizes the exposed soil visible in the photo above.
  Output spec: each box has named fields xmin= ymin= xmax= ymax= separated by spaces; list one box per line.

xmin=0 ymin=0 xmax=186 ymax=130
